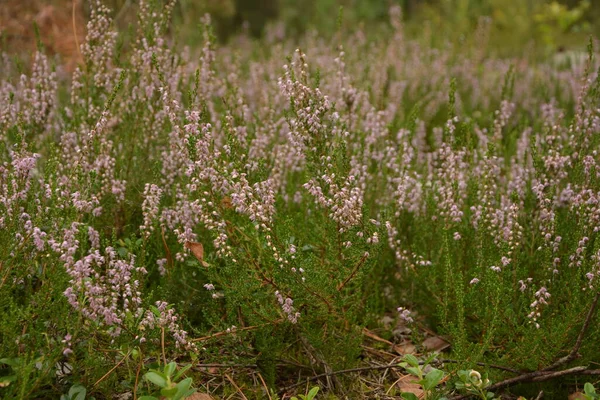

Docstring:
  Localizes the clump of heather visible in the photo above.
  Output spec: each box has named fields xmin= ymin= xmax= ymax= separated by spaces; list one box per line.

xmin=1 ymin=1 xmax=600 ymax=398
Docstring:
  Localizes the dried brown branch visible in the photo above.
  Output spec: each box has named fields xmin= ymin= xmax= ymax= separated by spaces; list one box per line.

xmin=93 ymin=349 xmax=131 ymax=388
xmin=160 ymin=225 xmax=173 ymax=270
xmin=279 ymin=362 xmax=404 ymax=393
xmin=225 ymin=373 xmax=249 ymax=400
xmin=451 ymin=292 xmax=600 ymax=399
xmin=541 ymin=292 xmax=600 ymax=372
xmin=337 ymin=252 xmax=369 ymax=291
xmin=191 ymin=321 xmax=280 ymax=342
xmin=439 ymin=359 xmax=521 ymax=374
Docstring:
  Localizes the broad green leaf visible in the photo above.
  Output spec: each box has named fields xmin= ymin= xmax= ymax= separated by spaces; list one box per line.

xmin=585 ymin=382 xmax=596 ymax=395
xmin=307 ymin=386 xmax=319 ymax=399
xmin=144 ymin=371 xmax=168 ymax=387
xmin=161 ymin=386 xmax=178 ymax=397
xmin=165 ymin=361 xmax=177 ymax=377
xmin=403 ymin=354 xmax=419 ymax=368
xmin=68 ymin=384 xmax=87 ymax=400
xmin=173 ymin=377 xmax=193 ymax=400
xmin=423 ymin=368 xmax=444 ymax=390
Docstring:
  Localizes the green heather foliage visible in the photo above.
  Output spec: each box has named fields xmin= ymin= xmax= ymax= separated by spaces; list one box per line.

xmin=1 ymin=1 xmax=600 ymax=398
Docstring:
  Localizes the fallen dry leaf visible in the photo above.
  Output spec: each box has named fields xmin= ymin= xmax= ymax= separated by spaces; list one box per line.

xmin=396 ymin=374 xmax=423 ymax=398
xmin=393 ymin=340 xmax=416 ymax=355
xmin=568 ymin=392 xmax=586 ymax=400
xmin=422 ymin=335 xmax=450 ymax=352
xmin=362 ymin=328 xmax=393 ymax=345
xmin=220 ymin=196 xmax=233 ymax=209
xmin=185 ymin=241 xmax=209 ymax=267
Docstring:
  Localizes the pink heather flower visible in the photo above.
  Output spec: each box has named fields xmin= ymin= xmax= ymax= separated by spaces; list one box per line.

xmin=470 ymin=278 xmax=480 ymax=285
xmin=275 ymin=291 xmax=300 ymax=324
xmin=518 ymin=280 xmax=527 ymax=292
xmin=156 ymin=258 xmax=168 ymax=276
xmin=62 ymin=333 xmax=73 ymax=356
xmin=397 ymin=307 xmax=414 ymax=323
xmin=140 ymin=301 xmax=197 ymax=351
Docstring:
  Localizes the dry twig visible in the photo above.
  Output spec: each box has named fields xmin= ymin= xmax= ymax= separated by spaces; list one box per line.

xmin=451 ymin=292 xmax=600 ymax=399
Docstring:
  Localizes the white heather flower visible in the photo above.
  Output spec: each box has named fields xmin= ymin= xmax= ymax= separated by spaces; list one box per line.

xmin=470 ymin=278 xmax=480 ymax=285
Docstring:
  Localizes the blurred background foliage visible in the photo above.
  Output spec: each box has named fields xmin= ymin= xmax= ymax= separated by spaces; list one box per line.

xmin=0 ymin=0 xmax=599 ymax=64
xmin=170 ymin=0 xmax=598 ymax=51
xmin=108 ymin=0 xmax=599 ymax=57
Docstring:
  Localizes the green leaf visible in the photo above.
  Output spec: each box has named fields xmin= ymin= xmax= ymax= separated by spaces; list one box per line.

xmin=0 ymin=358 xmax=19 ymax=367
xmin=457 ymin=370 xmax=470 ymax=381
xmin=173 ymin=364 xmax=193 ymax=381
xmin=150 ymin=306 xmax=161 ymax=318
xmin=405 ymin=367 xmax=422 ymax=377
xmin=585 ymin=383 xmax=596 ymax=393
xmin=306 ymin=386 xmax=319 ymax=400
xmin=171 ymin=378 xmax=195 ymax=400
xmin=68 ymin=384 xmax=87 ymax=400
xmin=117 ymin=247 xmax=128 ymax=257
xmin=161 ymin=386 xmax=178 ymax=397
xmin=403 ymin=354 xmax=420 ymax=368
xmin=177 ymin=378 xmax=192 ymax=393
xmin=423 ymin=368 xmax=444 ymax=390
xmin=165 ymin=362 xmax=177 ymax=377
xmin=144 ymin=371 xmax=168 ymax=387
xmin=401 ymin=393 xmax=419 ymax=400
xmin=138 ymin=397 xmax=160 ymax=400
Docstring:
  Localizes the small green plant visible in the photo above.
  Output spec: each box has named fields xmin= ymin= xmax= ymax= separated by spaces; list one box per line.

xmin=291 ymin=386 xmax=319 ymax=400
xmin=399 ymin=354 xmax=445 ymax=400
xmin=455 ymin=370 xmax=496 ymax=400
xmin=60 ymin=384 xmax=87 ymax=400
xmin=582 ymin=383 xmax=600 ymax=400
xmin=140 ymin=362 xmax=195 ymax=400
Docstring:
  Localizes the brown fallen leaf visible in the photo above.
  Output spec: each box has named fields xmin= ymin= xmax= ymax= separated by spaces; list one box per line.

xmin=220 ymin=196 xmax=233 ymax=210
xmin=186 ymin=393 xmax=215 ymax=400
xmin=422 ymin=335 xmax=450 ymax=352
xmin=568 ymin=392 xmax=586 ymax=400
xmin=393 ymin=340 xmax=416 ymax=355
xmin=185 ymin=241 xmax=209 ymax=267
xmin=394 ymin=375 xmax=424 ymax=398
xmin=362 ymin=328 xmax=393 ymax=346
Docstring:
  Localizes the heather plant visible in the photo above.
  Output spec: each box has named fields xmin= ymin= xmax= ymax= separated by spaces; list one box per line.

xmin=1 ymin=1 xmax=600 ymax=398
